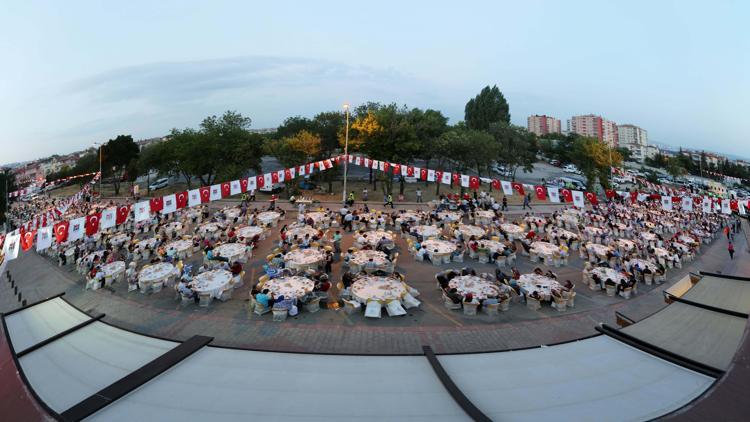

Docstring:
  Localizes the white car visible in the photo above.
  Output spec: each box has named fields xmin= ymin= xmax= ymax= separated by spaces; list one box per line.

xmin=491 ymin=163 xmax=512 ymax=177
xmin=563 ymin=164 xmax=582 ymax=175
xmin=259 ymin=182 xmax=285 ymax=193
xmin=148 ymin=178 xmax=169 ymax=191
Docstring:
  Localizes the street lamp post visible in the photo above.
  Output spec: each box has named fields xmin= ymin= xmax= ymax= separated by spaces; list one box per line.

xmin=93 ymin=142 xmax=102 ymax=199
xmin=341 ymin=103 xmax=350 ymax=204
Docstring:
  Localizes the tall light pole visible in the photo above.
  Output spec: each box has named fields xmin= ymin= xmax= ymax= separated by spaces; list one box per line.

xmin=341 ymin=103 xmax=350 ymax=204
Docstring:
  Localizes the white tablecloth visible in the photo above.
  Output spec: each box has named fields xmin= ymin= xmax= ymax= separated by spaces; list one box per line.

xmin=214 ymin=243 xmax=247 ymax=262
xmin=192 ymin=269 xmax=233 ymax=299
xmin=237 ymin=226 xmax=264 ymax=239
xmin=102 ymin=261 xmax=125 ymax=279
xmin=351 ymin=276 xmax=406 ymax=303
xmin=264 ymin=276 xmax=314 ymax=300
xmin=286 ymin=224 xmax=319 ymax=239
xmin=359 ymin=230 xmax=393 ymax=247
xmin=448 ymin=276 xmax=501 ymax=300
xmin=198 ymin=223 xmax=223 ymax=236
xmin=284 ymin=248 xmax=325 ymax=270
xmin=475 ymin=240 xmax=505 ymax=254
xmin=138 ymin=263 xmax=176 ymax=285
xmin=518 ymin=274 xmax=561 ymax=301
xmin=438 ymin=211 xmax=462 ymax=222
xmin=257 ymin=211 xmax=281 ymax=226
xmin=457 ymin=224 xmax=485 ymax=238
xmin=501 ymin=224 xmax=525 ymax=236
xmin=411 ymin=225 xmax=440 ymax=238
xmin=531 ymin=241 xmax=560 ymax=256
xmin=591 ymin=267 xmax=628 ymax=284
xmin=616 ymin=239 xmax=636 ymax=251
xmin=164 ymin=222 xmax=183 ymax=234
xmin=586 ymin=243 xmax=611 ymax=257
xmin=109 ymin=234 xmax=130 ymax=247
xmin=641 ymin=232 xmax=657 ymax=241
xmin=422 ymin=239 xmax=456 ymax=255
xmin=349 ymin=250 xmax=390 ymax=273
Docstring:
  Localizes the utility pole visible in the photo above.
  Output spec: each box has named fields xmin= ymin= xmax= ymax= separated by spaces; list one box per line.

xmin=341 ymin=103 xmax=350 ymax=204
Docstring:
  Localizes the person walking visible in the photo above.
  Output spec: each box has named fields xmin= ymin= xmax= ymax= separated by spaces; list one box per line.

xmin=728 ymin=242 xmax=735 ymax=260
xmin=501 ymin=196 xmax=508 ymax=211
xmin=415 ymin=188 xmax=423 ymax=203
xmin=523 ymin=193 xmax=532 ymax=210
xmin=384 ymin=193 xmax=394 ymax=209
xmin=362 ymin=188 xmax=368 ymax=202
xmin=347 ymin=191 xmax=355 ymax=206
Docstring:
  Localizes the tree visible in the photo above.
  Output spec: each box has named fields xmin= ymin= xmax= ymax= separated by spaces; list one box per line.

xmin=569 ymin=137 xmax=622 ymax=190
xmin=438 ymin=126 xmax=497 ymax=193
xmin=666 ymin=157 xmax=687 ymax=180
xmin=266 ymin=130 xmax=321 ymax=197
xmin=0 ymin=170 xmax=17 ymax=224
xmin=489 ymin=123 xmax=537 ymax=180
xmin=101 ymin=135 xmax=139 ymax=195
xmin=410 ymin=108 xmax=448 ymax=184
xmin=464 ymin=85 xmax=510 ymax=130
xmin=275 ymin=116 xmax=314 ymax=139
xmin=616 ymin=147 xmax=632 ymax=162
xmin=312 ymin=111 xmax=345 ymax=191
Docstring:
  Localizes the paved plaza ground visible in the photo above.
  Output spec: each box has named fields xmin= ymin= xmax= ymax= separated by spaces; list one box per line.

xmin=1 ymin=201 xmax=746 ymax=355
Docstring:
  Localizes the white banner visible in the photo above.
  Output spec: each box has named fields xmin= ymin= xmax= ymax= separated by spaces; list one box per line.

xmin=740 ymin=201 xmax=747 ymax=216
xmin=101 ymin=207 xmax=116 ymax=229
xmin=2 ymin=232 xmax=20 ymax=261
xmin=681 ymin=196 xmax=693 ymax=211
xmin=263 ymin=173 xmax=273 ymax=188
xmin=501 ymin=181 xmax=513 ymax=195
xmin=572 ymin=190 xmax=585 ymax=208
xmin=427 ymin=169 xmax=435 ymax=182
xmin=162 ymin=194 xmax=177 ymax=214
xmin=36 ymin=226 xmax=53 ymax=252
xmin=188 ymin=189 xmax=201 ymax=207
xmin=460 ymin=174 xmax=470 ymax=188
xmin=134 ymin=201 xmax=151 ymax=222
xmin=68 ymin=217 xmax=86 ymax=241
xmin=230 ymin=180 xmax=241 ymax=196
xmin=722 ymin=199 xmax=731 ymax=214
xmin=277 ymin=170 xmax=285 ymax=183
xmin=210 ymin=184 xmax=222 ymax=201
xmin=547 ymin=187 xmax=560 ymax=203
xmin=247 ymin=177 xmax=257 ymax=192
xmin=661 ymin=196 xmax=673 ymax=211
xmin=441 ymin=172 xmax=452 ymax=185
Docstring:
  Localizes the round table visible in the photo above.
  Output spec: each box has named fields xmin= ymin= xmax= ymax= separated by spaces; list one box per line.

xmin=524 ymin=216 xmax=546 ymax=225
xmin=586 ymin=243 xmax=611 ymax=257
xmin=437 ymin=211 xmax=462 ymax=222
xmin=349 ymin=250 xmax=390 ymax=273
xmin=164 ymin=222 xmax=183 ymax=235
xmin=237 ymin=226 xmax=264 ymax=240
xmin=531 ymin=241 xmax=560 ymax=257
xmin=616 ymin=239 xmax=636 ymax=251
xmin=284 ymin=248 xmax=325 ymax=271
xmin=351 ymin=276 xmax=406 ymax=304
xmin=138 ymin=263 xmax=176 ymax=288
xmin=584 ymin=226 xmax=604 ymax=236
xmin=223 ymin=208 xmax=241 ymax=221
xmin=214 ymin=243 xmax=247 ymax=263
xmin=518 ymin=274 xmax=561 ymax=301
xmin=547 ymin=228 xmax=578 ymax=240
xmin=304 ymin=212 xmax=329 ymax=226
xmin=672 ymin=242 xmax=690 ymax=253
xmin=628 ymin=258 xmax=656 ymax=271
xmin=410 ymin=225 xmax=440 ymax=238
xmin=109 ymin=234 xmax=130 ymax=247
xmin=286 ymin=224 xmax=319 ymax=240
xmin=263 ymin=276 xmax=315 ymax=300
xmin=101 ymin=261 xmax=125 ymax=283
xmin=678 ymin=235 xmax=698 ymax=246
xmin=475 ymin=239 xmax=505 ymax=254
xmin=500 ymin=224 xmax=525 ymax=239
xmin=359 ymin=230 xmax=393 ymax=247
xmin=257 ymin=211 xmax=281 ymax=226
xmin=81 ymin=250 xmax=106 ymax=265
xmin=136 ymin=237 xmax=158 ymax=252
xmin=653 ymin=247 xmax=670 ymax=257
xmin=165 ymin=239 xmax=193 ymax=258
xmin=421 ymin=239 xmax=456 ymax=263
xmin=641 ymin=232 xmax=657 ymax=242
xmin=192 ymin=269 xmax=233 ymax=299
xmin=456 ymin=224 xmax=485 ymax=239
xmin=198 ymin=223 xmax=223 ymax=237
xmin=448 ymin=275 xmax=501 ymax=300
xmin=591 ymin=267 xmax=628 ymax=284
xmin=474 ymin=210 xmax=495 ymax=225
xmin=396 ymin=211 xmax=423 ymax=223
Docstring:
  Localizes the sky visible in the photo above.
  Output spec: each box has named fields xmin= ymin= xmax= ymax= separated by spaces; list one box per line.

xmin=1 ymin=0 xmax=748 ymax=165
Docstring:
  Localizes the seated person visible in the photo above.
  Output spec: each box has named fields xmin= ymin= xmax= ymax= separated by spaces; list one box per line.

xmin=446 ymin=288 xmax=462 ymax=304
xmin=255 ymin=289 xmax=271 ymax=307
xmin=230 ymin=261 xmax=243 ymax=276
xmin=272 ymin=295 xmax=295 ymax=311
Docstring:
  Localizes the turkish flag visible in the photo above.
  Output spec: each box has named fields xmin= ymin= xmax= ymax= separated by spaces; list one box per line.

xmin=116 ymin=205 xmax=130 ymax=225
xmin=630 ymin=191 xmax=638 ymax=204
xmin=693 ymin=196 xmax=702 ymax=205
xmin=20 ymin=229 xmax=35 ymax=252
xmin=271 ymin=172 xmax=279 ymax=184
xmin=730 ymin=199 xmax=739 ymax=211
xmin=560 ymin=188 xmax=573 ymax=203
xmin=511 ymin=182 xmax=525 ymax=196
xmin=85 ymin=213 xmax=101 ymax=236
xmin=54 ymin=221 xmax=69 ymax=243
xmin=221 ymin=182 xmax=231 ymax=197
xmin=671 ymin=196 xmax=681 ymax=203
xmin=407 ymin=166 xmax=414 ymax=177
xmin=534 ymin=185 xmax=547 ymax=200
xmin=284 ymin=168 xmax=293 ymax=180
xmin=420 ymin=168 xmax=428 ymax=181
xmin=256 ymin=175 xmax=265 ymax=189
xmin=469 ymin=176 xmax=480 ymax=190
xmin=605 ymin=190 xmax=616 ymax=199
xmin=491 ymin=179 xmax=501 ymax=190
xmin=176 ymin=191 xmax=188 ymax=209
xmin=585 ymin=192 xmax=598 ymax=206
xmin=324 ymin=159 xmax=333 ymax=169
xmin=149 ymin=197 xmax=164 ymax=213
xmin=383 ymin=162 xmax=390 ymax=172
xmin=240 ymin=178 xmax=248 ymax=192
xmin=392 ymin=164 xmax=401 ymax=175
xmin=199 ymin=186 xmax=211 ymax=203
xmin=452 ymin=173 xmax=460 ymax=185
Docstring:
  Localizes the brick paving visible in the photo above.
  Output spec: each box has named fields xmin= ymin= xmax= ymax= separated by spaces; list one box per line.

xmin=1 ymin=207 xmax=745 ymax=355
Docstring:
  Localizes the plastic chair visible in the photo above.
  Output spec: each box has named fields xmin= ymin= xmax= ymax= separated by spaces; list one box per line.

xmin=385 ymin=300 xmax=407 ymax=316
xmin=364 ymin=301 xmax=382 ymax=318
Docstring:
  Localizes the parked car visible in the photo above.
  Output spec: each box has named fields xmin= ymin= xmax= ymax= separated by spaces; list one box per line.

xmin=549 ymin=159 xmax=562 ymax=167
xmin=548 ymin=177 xmax=586 ymax=190
xmin=563 ymin=164 xmax=582 ymax=175
xmin=403 ymin=176 xmax=419 ymax=183
xmin=259 ymin=182 xmax=285 ymax=193
xmin=491 ymin=163 xmax=512 ymax=177
xmin=148 ymin=177 xmax=169 ymax=191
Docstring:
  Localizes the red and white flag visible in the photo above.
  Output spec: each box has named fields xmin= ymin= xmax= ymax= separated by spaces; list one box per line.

xmin=176 ymin=191 xmax=188 ymax=209
xmin=584 ymin=192 xmax=598 ymax=206
xmin=220 ymin=182 xmax=231 ymax=197
xmin=469 ymin=176 xmax=480 ymax=190
xmin=534 ymin=186 xmax=547 ymax=201
xmin=149 ymin=197 xmax=164 ymax=213
xmin=511 ymin=182 xmax=525 ymax=196
xmin=85 ymin=213 xmax=101 ymax=236
xmin=561 ymin=188 xmax=573 ymax=203
xmin=54 ymin=221 xmax=69 ymax=243
xmin=199 ymin=186 xmax=211 ymax=203
xmin=240 ymin=178 xmax=249 ymax=192
xmin=116 ymin=205 xmax=130 ymax=225
xmin=20 ymin=229 xmax=35 ymax=252
xmin=2 ymin=232 xmax=20 ymax=261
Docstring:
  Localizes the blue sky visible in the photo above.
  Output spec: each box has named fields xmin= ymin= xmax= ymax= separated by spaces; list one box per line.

xmin=1 ymin=0 xmax=748 ymax=164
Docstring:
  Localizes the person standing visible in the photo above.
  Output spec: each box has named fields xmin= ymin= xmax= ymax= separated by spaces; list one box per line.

xmin=523 ymin=193 xmax=532 ymax=210
xmin=728 ymin=242 xmax=735 ymax=260
xmin=347 ymin=191 xmax=355 ymax=206
xmin=415 ymin=188 xmax=423 ymax=203
xmin=362 ymin=187 xmax=368 ymax=202
xmin=384 ymin=193 xmax=394 ymax=209
xmin=501 ymin=196 xmax=508 ymax=211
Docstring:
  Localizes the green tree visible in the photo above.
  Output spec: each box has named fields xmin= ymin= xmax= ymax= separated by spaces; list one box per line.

xmin=464 ymin=85 xmax=510 ymax=130
xmin=101 ymin=135 xmax=139 ymax=195
xmin=0 ymin=170 xmax=17 ymax=224
xmin=266 ymin=130 xmax=322 ymax=197
xmin=489 ymin=123 xmax=537 ymax=180
xmin=569 ymin=137 xmax=622 ymax=190
xmin=666 ymin=157 xmax=687 ymax=180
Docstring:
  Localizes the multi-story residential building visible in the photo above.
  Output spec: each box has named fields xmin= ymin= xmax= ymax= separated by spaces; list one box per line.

xmin=527 ymin=115 xmax=561 ymax=136
xmin=567 ymin=114 xmax=618 ymax=146
xmin=617 ymin=124 xmax=648 ymax=162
